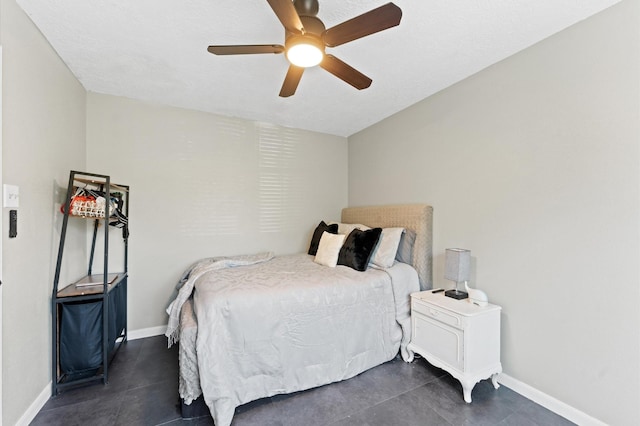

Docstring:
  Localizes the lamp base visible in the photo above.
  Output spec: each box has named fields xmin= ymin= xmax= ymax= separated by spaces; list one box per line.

xmin=445 ymin=289 xmax=468 ymax=300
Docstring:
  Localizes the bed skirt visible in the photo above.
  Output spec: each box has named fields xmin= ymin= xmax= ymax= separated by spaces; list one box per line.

xmin=181 ymin=395 xmax=209 ymax=419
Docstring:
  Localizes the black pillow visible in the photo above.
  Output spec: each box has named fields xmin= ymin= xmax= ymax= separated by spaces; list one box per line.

xmin=338 ymin=228 xmax=383 ymax=271
xmin=308 ymin=221 xmax=339 ymax=255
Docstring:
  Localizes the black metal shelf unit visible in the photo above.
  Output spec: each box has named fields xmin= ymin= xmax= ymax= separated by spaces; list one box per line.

xmin=51 ymin=170 xmax=130 ymax=395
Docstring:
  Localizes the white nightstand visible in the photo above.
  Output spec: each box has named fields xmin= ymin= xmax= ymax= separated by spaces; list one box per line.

xmin=407 ymin=290 xmax=502 ymax=403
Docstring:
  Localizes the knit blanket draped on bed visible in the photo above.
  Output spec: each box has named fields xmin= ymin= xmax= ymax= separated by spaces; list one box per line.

xmin=164 ymin=251 xmax=275 ymax=347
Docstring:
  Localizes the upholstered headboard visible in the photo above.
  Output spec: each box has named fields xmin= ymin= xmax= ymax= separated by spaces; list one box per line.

xmin=341 ymin=204 xmax=433 ymax=290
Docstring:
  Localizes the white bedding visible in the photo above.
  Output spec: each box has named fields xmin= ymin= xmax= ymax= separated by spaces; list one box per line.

xmin=173 ymin=253 xmax=419 ymax=426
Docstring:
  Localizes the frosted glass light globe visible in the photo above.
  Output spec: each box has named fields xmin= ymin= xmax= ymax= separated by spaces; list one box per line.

xmin=286 ymin=43 xmax=323 ymax=67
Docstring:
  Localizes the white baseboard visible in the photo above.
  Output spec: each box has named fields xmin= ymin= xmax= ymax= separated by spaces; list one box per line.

xmin=16 ymin=381 xmax=51 ymax=426
xmin=17 ymin=326 xmax=166 ymax=425
xmin=127 ymin=325 xmax=166 ymax=340
xmin=497 ymin=373 xmax=607 ymax=426
xmin=22 ymin=334 xmax=603 ymax=426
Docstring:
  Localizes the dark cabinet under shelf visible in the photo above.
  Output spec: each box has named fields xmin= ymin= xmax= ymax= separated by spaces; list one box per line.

xmin=52 ymin=171 xmax=130 ymax=395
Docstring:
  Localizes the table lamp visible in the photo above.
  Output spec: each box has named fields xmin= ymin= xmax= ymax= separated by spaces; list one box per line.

xmin=444 ymin=248 xmax=470 ymax=299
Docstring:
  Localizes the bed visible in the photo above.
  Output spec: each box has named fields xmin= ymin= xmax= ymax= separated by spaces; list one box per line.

xmin=166 ymin=204 xmax=433 ymax=425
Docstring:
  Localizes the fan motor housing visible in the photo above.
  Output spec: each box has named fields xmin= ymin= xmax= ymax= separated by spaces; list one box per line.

xmin=285 ymin=15 xmax=325 ymax=45
xmin=284 ymin=33 xmax=325 ymax=60
xmin=297 ymin=15 xmax=325 ymax=36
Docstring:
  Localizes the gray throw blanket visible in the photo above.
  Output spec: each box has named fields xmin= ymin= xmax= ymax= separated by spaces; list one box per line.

xmin=165 ymin=252 xmax=275 ymax=346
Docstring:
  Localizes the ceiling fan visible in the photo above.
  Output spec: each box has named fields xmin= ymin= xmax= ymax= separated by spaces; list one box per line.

xmin=207 ymin=0 xmax=402 ymax=97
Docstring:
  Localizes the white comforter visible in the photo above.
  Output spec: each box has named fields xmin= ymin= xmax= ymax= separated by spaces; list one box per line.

xmin=170 ymin=253 xmax=419 ymax=426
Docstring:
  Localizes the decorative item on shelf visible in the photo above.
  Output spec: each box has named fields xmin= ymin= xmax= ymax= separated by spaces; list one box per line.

xmin=465 ymin=282 xmax=489 ymax=306
xmin=444 ymin=248 xmax=470 ymax=299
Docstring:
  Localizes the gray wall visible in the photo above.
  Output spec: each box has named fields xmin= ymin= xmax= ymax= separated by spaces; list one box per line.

xmin=1 ymin=0 xmax=87 ymax=424
xmin=85 ymin=93 xmax=348 ymax=331
xmin=348 ymin=1 xmax=639 ymax=424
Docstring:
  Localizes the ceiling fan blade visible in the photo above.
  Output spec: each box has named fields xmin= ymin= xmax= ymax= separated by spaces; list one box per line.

xmin=322 ymin=3 xmax=402 ymax=48
xmin=267 ymin=0 xmax=304 ymax=35
xmin=279 ymin=65 xmax=305 ymax=97
xmin=320 ymin=54 xmax=372 ymax=90
xmin=207 ymin=45 xmax=284 ymax=55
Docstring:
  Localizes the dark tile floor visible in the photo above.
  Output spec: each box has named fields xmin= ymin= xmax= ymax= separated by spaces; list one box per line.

xmin=32 ymin=336 xmax=574 ymax=426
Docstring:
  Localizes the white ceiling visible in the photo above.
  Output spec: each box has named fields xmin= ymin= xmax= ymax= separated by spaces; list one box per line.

xmin=17 ymin=0 xmax=620 ymax=137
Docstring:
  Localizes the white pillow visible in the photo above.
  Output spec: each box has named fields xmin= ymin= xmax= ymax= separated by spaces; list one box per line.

xmin=314 ymin=232 xmax=346 ymax=267
xmin=370 ymin=227 xmax=404 ymax=268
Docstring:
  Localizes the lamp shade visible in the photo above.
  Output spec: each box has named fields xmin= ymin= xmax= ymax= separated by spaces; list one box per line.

xmin=444 ymin=248 xmax=471 ymax=282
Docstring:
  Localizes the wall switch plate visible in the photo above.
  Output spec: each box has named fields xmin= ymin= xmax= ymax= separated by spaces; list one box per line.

xmin=3 ymin=184 xmax=19 ymax=208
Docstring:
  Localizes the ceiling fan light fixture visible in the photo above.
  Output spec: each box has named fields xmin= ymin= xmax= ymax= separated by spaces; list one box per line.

xmin=285 ymin=35 xmax=324 ymax=67
xmin=207 ymin=1 xmax=403 ymax=97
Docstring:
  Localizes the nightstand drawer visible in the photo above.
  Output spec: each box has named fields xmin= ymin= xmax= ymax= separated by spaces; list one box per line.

xmin=412 ymin=312 xmax=464 ymax=370
xmin=412 ymin=299 xmax=462 ymax=329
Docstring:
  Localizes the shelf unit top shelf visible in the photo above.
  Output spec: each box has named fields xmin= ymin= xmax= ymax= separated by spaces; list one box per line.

xmin=73 ymin=176 xmax=129 ymax=192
